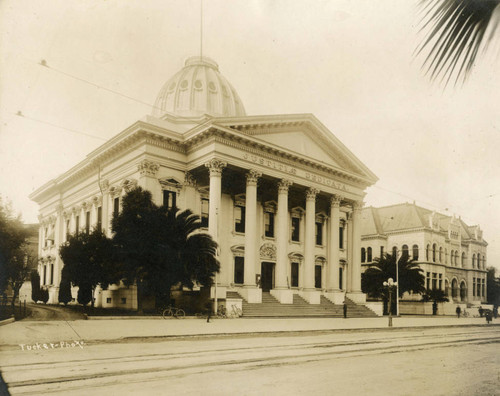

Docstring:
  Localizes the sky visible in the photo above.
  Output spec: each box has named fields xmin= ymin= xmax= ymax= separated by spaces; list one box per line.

xmin=1 ymin=0 xmax=499 ymax=270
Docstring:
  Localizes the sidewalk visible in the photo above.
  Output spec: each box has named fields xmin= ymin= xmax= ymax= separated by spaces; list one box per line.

xmin=0 ymin=316 xmax=497 ymax=347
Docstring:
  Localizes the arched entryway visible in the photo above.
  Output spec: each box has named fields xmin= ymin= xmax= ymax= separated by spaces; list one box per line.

xmin=451 ymin=279 xmax=458 ymax=300
xmin=460 ymin=281 xmax=467 ymax=302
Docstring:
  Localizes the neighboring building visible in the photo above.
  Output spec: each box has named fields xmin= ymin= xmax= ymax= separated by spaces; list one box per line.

xmin=30 ymin=56 xmax=378 ymax=309
xmin=360 ymin=202 xmax=488 ymax=304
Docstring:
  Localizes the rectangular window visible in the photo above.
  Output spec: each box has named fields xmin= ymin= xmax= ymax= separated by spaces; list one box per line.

xmin=291 ymin=262 xmax=299 ymax=287
xmin=482 ymin=279 xmax=485 ymax=297
xmin=234 ymin=256 xmax=244 ymax=284
xmin=432 ymin=273 xmax=437 ymax=290
xmin=50 ymin=264 xmax=54 ymax=285
xmin=75 ymin=216 xmax=80 ymax=235
xmin=44 ymin=227 xmax=48 ymax=247
xmin=106 ymin=298 xmax=112 ymax=304
xmin=121 ymin=298 xmax=127 ymax=304
xmin=97 ymin=206 xmax=102 ymax=231
xmin=473 ymin=278 xmax=476 ymax=297
xmin=339 ymin=226 xmax=344 ymax=249
xmin=43 ymin=265 xmax=47 ymax=285
xmin=315 ymin=265 xmax=322 ymax=289
xmin=163 ymin=190 xmax=176 ymax=210
xmin=380 ymin=246 xmax=384 ymax=258
xmin=234 ymin=205 xmax=245 ymax=233
xmin=113 ymin=197 xmax=120 ymax=216
xmin=339 ymin=267 xmax=343 ymax=290
xmin=86 ymin=211 xmax=90 ymax=234
xmin=291 ymin=217 xmax=300 ymax=242
xmin=66 ymin=219 xmax=70 ymax=241
xmin=315 ymin=221 xmax=323 ymax=245
xmin=438 ymin=273 xmax=442 ymax=290
xmin=265 ymin=212 xmax=275 ymax=238
xmin=201 ymin=198 xmax=209 ymax=228
xmin=426 ymin=272 xmax=430 ymax=290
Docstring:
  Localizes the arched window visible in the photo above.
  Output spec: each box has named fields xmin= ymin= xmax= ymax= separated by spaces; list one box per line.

xmin=460 ymin=281 xmax=467 ymax=302
xmin=477 ymin=254 xmax=481 ymax=269
xmin=412 ymin=244 xmax=419 ymax=260
xmin=439 ymin=247 xmax=443 ymax=263
xmin=451 ymin=279 xmax=458 ymax=298
xmin=426 ymin=244 xmax=430 ymax=261
xmin=402 ymin=245 xmax=409 ymax=258
xmin=367 ymin=247 xmax=372 ymax=262
xmin=361 ymin=248 xmax=366 ymax=263
xmin=445 ymin=248 xmax=448 ymax=264
xmin=392 ymin=246 xmax=397 ymax=257
xmin=461 ymin=252 xmax=465 ymax=267
xmin=472 ymin=254 xmax=476 ymax=268
xmin=455 ymin=251 xmax=458 ymax=265
xmin=432 ymin=243 xmax=437 ymax=262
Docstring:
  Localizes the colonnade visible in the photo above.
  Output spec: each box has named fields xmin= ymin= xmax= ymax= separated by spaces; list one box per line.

xmin=204 ymin=158 xmax=365 ymax=304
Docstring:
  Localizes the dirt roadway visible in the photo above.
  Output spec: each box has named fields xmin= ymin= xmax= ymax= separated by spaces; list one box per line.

xmin=1 ymin=326 xmax=499 ymax=395
xmin=25 ymin=304 xmax=85 ymax=321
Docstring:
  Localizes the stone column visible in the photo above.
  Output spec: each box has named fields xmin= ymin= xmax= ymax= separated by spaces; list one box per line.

xmin=347 ymin=201 xmax=366 ymax=303
xmin=300 ymin=187 xmax=321 ymax=304
xmin=242 ymin=169 xmax=262 ymax=303
xmin=183 ymin=172 xmax=197 ymax=212
xmin=53 ymin=205 xmax=64 ymax=288
xmin=324 ymin=195 xmax=344 ymax=304
xmin=100 ymin=180 xmax=110 ymax=235
xmin=204 ymin=159 xmax=227 ymax=302
xmin=271 ymin=179 xmax=293 ymax=304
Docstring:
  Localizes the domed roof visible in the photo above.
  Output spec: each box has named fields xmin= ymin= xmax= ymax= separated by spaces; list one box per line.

xmin=152 ymin=56 xmax=246 ymax=118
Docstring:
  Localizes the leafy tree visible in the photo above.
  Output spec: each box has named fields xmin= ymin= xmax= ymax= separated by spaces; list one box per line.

xmin=77 ymin=284 xmax=92 ymax=306
xmin=486 ymin=266 xmax=500 ymax=306
xmin=39 ymin=287 xmax=49 ymax=304
xmin=30 ymin=269 xmax=41 ymax=303
xmin=0 ymin=196 xmax=29 ymax=299
xmin=422 ymin=288 xmax=449 ymax=315
xmin=417 ymin=0 xmax=500 ymax=85
xmin=8 ymin=247 xmax=36 ymax=307
xmin=112 ymin=187 xmax=220 ymax=311
xmin=59 ymin=228 xmax=119 ymax=307
xmin=362 ymin=253 xmax=426 ymax=299
xmin=58 ymin=267 xmax=72 ymax=306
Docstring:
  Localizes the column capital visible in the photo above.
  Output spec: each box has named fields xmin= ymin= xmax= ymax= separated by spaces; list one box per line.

xmin=92 ymin=195 xmax=103 ymax=206
xmin=121 ymin=178 xmax=138 ymax=192
xmin=99 ymin=179 xmax=110 ymax=193
xmin=246 ymin=169 xmax=262 ymax=186
xmin=184 ymin=171 xmax=197 ymax=187
xmin=277 ymin=179 xmax=293 ymax=194
xmin=352 ymin=200 xmax=364 ymax=211
xmin=205 ymin=158 xmax=227 ymax=176
xmin=306 ymin=187 xmax=320 ymax=201
xmin=138 ymin=159 xmax=160 ymax=177
xmin=330 ymin=194 xmax=343 ymax=208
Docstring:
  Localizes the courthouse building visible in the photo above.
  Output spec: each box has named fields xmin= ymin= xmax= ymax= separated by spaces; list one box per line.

xmin=30 ymin=56 xmax=378 ymax=309
xmin=360 ymin=203 xmax=488 ymax=305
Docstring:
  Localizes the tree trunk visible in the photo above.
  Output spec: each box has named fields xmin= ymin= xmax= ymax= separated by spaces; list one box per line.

xmin=10 ymin=281 xmax=22 ymax=308
xmin=137 ymin=280 xmax=144 ymax=315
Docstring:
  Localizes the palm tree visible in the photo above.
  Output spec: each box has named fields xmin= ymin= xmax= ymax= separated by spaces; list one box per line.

xmin=417 ymin=0 xmax=500 ymax=85
xmin=112 ymin=187 xmax=220 ymax=310
xmin=422 ymin=288 xmax=449 ymax=315
xmin=362 ymin=253 xmax=426 ymax=299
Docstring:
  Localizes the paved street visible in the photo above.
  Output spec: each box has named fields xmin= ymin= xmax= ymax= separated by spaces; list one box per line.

xmin=0 ymin=318 xmax=499 ymax=395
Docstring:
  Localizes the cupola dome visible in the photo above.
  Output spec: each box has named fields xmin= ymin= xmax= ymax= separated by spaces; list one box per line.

xmin=152 ymin=56 xmax=246 ymax=118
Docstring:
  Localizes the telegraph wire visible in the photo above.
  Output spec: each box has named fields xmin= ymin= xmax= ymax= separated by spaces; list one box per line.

xmin=12 ymin=111 xmax=107 ymax=141
xmin=37 ymin=59 xmax=163 ymax=113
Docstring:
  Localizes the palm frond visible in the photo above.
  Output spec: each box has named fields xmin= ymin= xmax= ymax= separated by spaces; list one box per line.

xmin=416 ymin=0 xmax=500 ymax=86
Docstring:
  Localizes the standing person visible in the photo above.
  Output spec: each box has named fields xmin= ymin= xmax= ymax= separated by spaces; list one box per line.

xmin=485 ymin=310 xmax=492 ymax=324
xmin=205 ymin=300 xmax=212 ymax=323
xmin=456 ymin=305 xmax=461 ymax=318
xmin=478 ymin=306 xmax=484 ymax=317
xmin=493 ymin=306 xmax=498 ymax=319
xmin=343 ymin=301 xmax=348 ymax=319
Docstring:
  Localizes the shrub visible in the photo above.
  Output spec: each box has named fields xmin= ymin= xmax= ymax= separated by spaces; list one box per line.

xmin=30 ymin=270 xmax=41 ymax=303
xmin=39 ymin=287 xmax=49 ymax=304
xmin=77 ymin=284 xmax=92 ymax=306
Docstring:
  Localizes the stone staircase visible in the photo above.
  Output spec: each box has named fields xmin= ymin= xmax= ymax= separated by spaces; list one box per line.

xmin=226 ymin=291 xmax=377 ymax=318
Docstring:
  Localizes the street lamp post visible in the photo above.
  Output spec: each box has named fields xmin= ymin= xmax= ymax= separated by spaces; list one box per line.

xmin=395 ymin=249 xmax=399 ymax=317
xmin=383 ymin=278 xmax=397 ymax=327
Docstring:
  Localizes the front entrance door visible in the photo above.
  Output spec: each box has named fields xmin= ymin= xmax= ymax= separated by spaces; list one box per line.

xmin=261 ymin=262 xmax=275 ymax=292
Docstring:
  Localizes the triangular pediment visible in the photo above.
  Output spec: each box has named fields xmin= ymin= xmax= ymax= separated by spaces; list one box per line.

xmin=253 ymin=130 xmax=342 ymax=168
xmin=215 ymin=114 xmax=378 ymax=184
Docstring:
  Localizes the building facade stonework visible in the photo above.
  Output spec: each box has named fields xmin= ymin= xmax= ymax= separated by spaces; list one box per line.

xmin=360 ymin=203 xmax=488 ymax=305
xmin=30 ymin=56 xmax=378 ymax=308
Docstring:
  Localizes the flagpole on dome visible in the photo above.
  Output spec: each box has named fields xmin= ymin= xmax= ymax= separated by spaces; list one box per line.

xmin=200 ymin=0 xmax=203 ymax=61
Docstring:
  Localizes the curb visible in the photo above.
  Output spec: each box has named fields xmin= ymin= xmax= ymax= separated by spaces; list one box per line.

xmin=0 ymin=317 xmax=15 ymax=327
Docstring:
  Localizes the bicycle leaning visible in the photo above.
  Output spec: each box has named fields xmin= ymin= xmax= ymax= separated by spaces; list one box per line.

xmin=162 ymin=305 xmax=185 ymax=319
